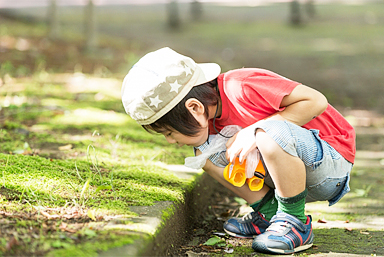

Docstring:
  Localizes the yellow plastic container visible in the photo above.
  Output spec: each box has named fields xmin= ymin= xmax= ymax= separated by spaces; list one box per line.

xmin=223 ymin=158 xmax=265 ymax=191
xmin=246 ymin=160 xmax=266 ymax=191
xmin=223 ymin=158 xmax=246 ymax=187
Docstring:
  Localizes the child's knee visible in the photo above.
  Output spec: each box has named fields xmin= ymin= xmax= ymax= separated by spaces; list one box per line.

xmin=255 ymin=120 xmax=300 ymax=158
xmin=255 ymin=129 xmax=285 ymax=159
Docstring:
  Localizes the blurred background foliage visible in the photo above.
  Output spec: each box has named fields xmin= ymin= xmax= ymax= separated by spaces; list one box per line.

xmin=0 ymin=0 xmax=383 ymax=113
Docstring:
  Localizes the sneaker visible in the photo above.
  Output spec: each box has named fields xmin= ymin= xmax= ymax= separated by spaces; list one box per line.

xmin=223 ymin=211 xmax=270 ymax=238
xmin=252 ymin=211 xmax=314 ymax=254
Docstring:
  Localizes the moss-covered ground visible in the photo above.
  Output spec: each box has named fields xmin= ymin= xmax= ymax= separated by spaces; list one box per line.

xmin=0 ymin=17 xmax=194 ymax=255
xmin=0 ymin=73 xmax=196 ymax=256
xmin=1 ymin=1 xmax=384 ymax=256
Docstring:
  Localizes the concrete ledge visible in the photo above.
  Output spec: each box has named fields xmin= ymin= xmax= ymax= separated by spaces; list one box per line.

xmin=98 ymin=165 xmax=220 ymax=256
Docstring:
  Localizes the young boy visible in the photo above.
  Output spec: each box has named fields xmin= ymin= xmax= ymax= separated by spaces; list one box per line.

xmin=121 ymin=47 xmax=355 ymax=254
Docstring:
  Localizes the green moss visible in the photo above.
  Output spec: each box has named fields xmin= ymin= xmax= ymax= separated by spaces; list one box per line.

xmin=46 ymin=230 xmax=144 ymax=257
xmin=160 ymin=205 xmax=176 ymax=226
xmin=0 ymin=152 xmax=190 ymax=213
xmin=306 ymin=228 xmax=384 ymax=255
xmin=230 ymin=246 xmax=254 ymax=256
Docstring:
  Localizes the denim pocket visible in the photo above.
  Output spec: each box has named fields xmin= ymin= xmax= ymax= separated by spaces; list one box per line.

xmin=306 ymin=174 xmax=349 ymax=205
xmin=328 ymin=174 xmax=351 ymax=206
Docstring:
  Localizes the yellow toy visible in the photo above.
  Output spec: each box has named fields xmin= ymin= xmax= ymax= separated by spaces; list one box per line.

xmin=223 ymin=157 xmax=266 ymax=191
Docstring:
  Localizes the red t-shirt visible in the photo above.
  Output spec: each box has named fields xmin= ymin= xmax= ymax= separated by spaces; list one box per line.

xmin=209 ymin=68 xmax=356 ymax=164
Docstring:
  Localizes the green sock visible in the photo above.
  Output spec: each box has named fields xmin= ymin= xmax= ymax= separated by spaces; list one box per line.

xmin=275 ymin=189 xmax=308 ymax=223
xmin=249 ymin=189 xmax=278 ymax=221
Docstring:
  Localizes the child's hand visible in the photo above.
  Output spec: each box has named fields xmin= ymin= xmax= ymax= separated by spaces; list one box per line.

xmin=226 ymin=124 xmax=258 ymax=164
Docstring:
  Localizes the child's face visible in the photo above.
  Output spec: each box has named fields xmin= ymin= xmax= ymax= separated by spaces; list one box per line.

xmin=162 ymin=127 xmax=208 ymax=147
xmin=161 ymin=97 xmax=212 ymax=147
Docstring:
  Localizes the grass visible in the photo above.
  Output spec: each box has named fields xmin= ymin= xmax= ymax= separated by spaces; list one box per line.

xmin=0 ymin=152 xmax=188 ymax=212
xmin=0 ymin=62 xmax=193 ymax=256
xmin=0 ymin=74 xmax=193 ymax=209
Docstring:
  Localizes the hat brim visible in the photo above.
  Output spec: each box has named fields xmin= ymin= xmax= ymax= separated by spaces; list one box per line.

xmin=195 ymin=63 xmax=221 ymax=86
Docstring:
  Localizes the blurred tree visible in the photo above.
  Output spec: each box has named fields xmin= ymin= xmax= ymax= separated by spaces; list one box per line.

xmin=47 ymin=0 xmax=59 ymax=39
xmin=289 ymin=0 xmax=302 ymax=26
xmin=167 ymin=0 xmax=180 ymax=30
xmin=190 ymin=0 xmax=203 ymax=22
xmin=305 ymin=0 xmax=316 ymax=19
xmin=84 ymin=0 xmax=98 ymax=52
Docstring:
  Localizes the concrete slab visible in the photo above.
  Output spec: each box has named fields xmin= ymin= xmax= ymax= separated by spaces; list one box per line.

xmin=97 ymin=165 xmax=220 ymax=256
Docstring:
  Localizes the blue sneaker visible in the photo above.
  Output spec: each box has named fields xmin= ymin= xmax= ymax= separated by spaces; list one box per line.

xmin=223 ymin=211 xmax=270 ymax=238
xmin=252 ymin=212 xmax=314 ymax=254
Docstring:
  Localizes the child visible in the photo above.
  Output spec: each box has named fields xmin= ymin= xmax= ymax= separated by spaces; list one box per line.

xmin=121 ymin=47 xmax=355 ymax=254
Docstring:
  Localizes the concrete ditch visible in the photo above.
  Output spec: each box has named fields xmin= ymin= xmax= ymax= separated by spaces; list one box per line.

xmin=98 ymin=165 xmax=221 ymax=256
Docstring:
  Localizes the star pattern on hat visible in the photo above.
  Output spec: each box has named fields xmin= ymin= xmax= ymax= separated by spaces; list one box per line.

xmin=169 ymin=80 xmax=182 ymax=93
xmin=185 ymin=65 xmax=192 ymax=76
xmin=149 ymin=95 xmax=163 ymax=108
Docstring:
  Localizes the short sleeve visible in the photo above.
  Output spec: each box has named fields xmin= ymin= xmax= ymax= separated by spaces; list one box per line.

xmin=242 ymin=75 xmax=299 ymax=112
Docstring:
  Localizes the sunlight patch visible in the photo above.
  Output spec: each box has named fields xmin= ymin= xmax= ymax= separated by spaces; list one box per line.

xmin=52 ymin=108 xmax=129 ymax=126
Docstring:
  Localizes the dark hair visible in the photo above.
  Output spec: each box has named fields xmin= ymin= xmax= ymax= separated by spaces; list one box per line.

xmin=142 ymin=79 xmax=219 ymax=136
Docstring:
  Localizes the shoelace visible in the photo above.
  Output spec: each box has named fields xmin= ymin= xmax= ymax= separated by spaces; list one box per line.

xmin=242 ymin=212 xmax=255 ymax=221
xmin=241 ymin=212 xmax=265 ymax=221
xmin=266 ymin=221 xmax=292 ymax=233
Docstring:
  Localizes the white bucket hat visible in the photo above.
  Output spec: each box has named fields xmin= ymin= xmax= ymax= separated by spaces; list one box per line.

xmin=121 ymin=47 xmax=221 ymax=125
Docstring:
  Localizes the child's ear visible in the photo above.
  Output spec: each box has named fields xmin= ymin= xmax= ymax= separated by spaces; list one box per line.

xmin=185 ymin=98 xmax=205 ymax=116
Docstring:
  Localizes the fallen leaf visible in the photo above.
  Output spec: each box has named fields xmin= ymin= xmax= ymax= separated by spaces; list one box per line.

xmin=345 ymin=220 xmax=350 ymax=223
xmin=95 ymin=185 xmax=112 ymax=193
xmin=201 ymin=245 xmax=213 ymax=251
xmin=6 ymin=237 xmax=18 ymax=251
xmin=345 ymin=227 xmax=353 ymax=232
xmin=360 ymin=230 xmax=370 ymax=235
xmin=212 ymin=232 xmax=226 ymax=237
xmin=186 ymin=250 xmax=209 ymax=257
xmin=13 ymin=149 xmax=25 ymax=154
xmin=203 ymin=236 xmax=223 ymax=246
xmin=83 ymin=228 xmax=97 ymax=238
xmin=58 ymin=144 xmax=73 ymax=151
xmin=59 ymin=222 xmax=77 ymax=233
xmin=220 ymin=211 xmax=230 ymax=217
xmin=40 ymin=210 xmax=51 ymax=219
xmin=40 ymin=210 xmax=60 ymax=220
xmin=87 ymin=209 xmax=96 ymax=221
xmin=317 ymin=219 xmax=327 ymax=223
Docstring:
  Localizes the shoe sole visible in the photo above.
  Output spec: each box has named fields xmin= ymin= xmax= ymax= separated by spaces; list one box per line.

xmin=223 ymin=228 xmax=256 ymax=239
xmin=265 ymin=243 xmax=313 ymax=254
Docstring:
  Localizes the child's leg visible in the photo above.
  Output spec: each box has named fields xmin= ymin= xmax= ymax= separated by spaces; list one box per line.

xmin=256 ymin=130 xmax=306 ymax=197
xmin=251 ymin=120 xmax=316 ymax=254
xmin=255 ymin=129 xmax=308 ymax=222
xmin=251 ymin=119 xmax=353 ymax=254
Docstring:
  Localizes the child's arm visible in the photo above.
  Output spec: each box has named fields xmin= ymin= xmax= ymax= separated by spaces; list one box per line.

xmin=226 ymin=84 xmax=328 ymax=163
xmin=270 ymin=84 xmax=328 ymax=126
